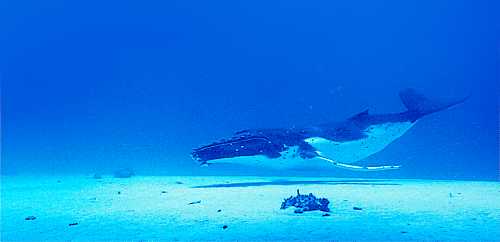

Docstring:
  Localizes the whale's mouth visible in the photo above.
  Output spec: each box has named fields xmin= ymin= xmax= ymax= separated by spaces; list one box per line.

xmin=191 ymin=135 xmax=278 ymax=164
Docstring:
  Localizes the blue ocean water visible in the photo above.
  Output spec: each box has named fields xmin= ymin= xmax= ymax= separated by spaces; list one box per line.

xmin=2 ymin=0 xmax=499 ymax=180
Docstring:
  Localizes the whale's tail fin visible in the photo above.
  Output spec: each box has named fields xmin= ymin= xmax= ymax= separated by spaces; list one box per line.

xmin=399 ymin=88 xmax=469 ymax=119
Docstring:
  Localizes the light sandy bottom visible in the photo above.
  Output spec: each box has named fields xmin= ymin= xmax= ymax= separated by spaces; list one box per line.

xmin=1 ymin=175 xmax=499 ymax=241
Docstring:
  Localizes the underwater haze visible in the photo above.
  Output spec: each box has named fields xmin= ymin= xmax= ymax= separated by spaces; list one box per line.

xmin=2 ymin=0 xmax=499 ymax=180
xmin=2 ymin=1 xmax=500 ymax=241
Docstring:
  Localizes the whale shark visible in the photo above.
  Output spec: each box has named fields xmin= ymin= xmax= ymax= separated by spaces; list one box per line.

xmin=191 ymin=88 xmax=468 ymax=171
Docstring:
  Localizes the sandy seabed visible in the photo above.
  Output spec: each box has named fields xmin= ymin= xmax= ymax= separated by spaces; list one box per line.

xmin=1 ymin=175 xmax=499 ymax=241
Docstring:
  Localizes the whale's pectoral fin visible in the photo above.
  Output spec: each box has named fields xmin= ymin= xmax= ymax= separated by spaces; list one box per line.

xmin=316 ymin=156 xmax=401 ymax=172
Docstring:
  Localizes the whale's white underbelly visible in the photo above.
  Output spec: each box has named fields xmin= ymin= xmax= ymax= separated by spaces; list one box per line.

xmin=305 ymin=121 xmax=415 ymax=164
xmin=206 ymin=145 xmax=328 ymax=169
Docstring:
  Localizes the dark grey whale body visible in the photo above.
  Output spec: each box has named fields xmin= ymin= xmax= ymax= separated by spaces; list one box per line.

xmin=192 ymin=88 xmax=468 ymax=171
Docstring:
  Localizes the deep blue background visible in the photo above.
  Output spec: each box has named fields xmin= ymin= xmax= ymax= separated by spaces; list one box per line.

xmin=2 ymin=0 xmax=499 ymax=180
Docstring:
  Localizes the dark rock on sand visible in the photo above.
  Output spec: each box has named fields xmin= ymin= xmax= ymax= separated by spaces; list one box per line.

xmin=353 ymin=206 xmax=363 ymax=210
xmin=281 ymin=189 xmax=330 ymax=213
xmin=294 ymin=208 xmax=304 ymax=213
xmin=114 ymin=168 xmax=135 ymax=178
xmin=222 ymin=225 xmax=228 ymax=229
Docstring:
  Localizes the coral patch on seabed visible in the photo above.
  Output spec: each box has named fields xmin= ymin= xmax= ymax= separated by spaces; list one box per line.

xmin=281 ymin=189 xmax=330 ymax=213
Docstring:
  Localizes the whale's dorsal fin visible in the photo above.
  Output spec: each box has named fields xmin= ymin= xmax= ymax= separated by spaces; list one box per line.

xmin=349 ymin=109 xmax=369 ymax=120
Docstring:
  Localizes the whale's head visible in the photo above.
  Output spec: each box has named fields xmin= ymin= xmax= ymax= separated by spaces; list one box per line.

xmin=191 ymin=134 xmax=280 ymax=165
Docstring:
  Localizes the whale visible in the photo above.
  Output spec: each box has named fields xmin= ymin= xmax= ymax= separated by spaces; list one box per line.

xmin=191 ymin=88 xmax=468 ymax=171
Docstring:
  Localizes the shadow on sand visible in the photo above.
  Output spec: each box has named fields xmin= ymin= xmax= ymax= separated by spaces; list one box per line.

xmin=192 ymin=179 xmax=401 ymax=188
